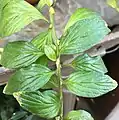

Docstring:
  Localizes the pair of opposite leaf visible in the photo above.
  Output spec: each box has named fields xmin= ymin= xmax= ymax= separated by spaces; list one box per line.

xmin=0 ymin=0 xmax=118 ymax=120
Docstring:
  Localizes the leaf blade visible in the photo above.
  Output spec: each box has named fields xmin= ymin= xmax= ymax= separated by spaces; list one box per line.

xmin=64 ymin=71 xmax=117 ymax=98
xmin=44 ymin=45 xmax=57 ymax=61
xmin=1 ymin=41 xmax=44 ymax=69
xmin=31 ymin=30 xmax=53 ymax=52
xmin=3 ymin=64 xmax=55 ymax=95
xmin=37 ymin=0 xmax=54 ymax=11
xmin=60 ymin=8 xmax=110 ymax=54
xmin=72 ymin=54 xmax=107 ymax=73
xmin=13 ymin=90 xmax=60 ymax=119
xmin=64 ymin=110 xmax=94 ymax=120
xmin=0 ymin=0 xmax=47 ymax=37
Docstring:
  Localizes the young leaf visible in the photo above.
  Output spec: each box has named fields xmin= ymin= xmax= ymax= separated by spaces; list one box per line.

xmin=31 ymin=30 xmax=53 ymax=52
xmin=59 ymin=8 xmax=110 ymax=54
xmin=1 ymin=41 xmax=44 ymax=69
xmin=13 ymin=90 xmax=60 ymax=119
xmin=72 ymin=54 xmax=107 ymax=73
xmin=42 ymin=75 xmax=59 ymax=89
xmin=44 ymin=45 xmax=57 ymax=61
xmin=107 ymin=0 xmax=119 ymax=12
xmin=3 ymin=64 xmax=55 ymax=95
xmin=64 ymin=71 xmax=117 ymax=98
xmin=64 ymin=110 xmax=94 ymax=120
xmin=37 ymin=0 xmax=54 ymax=11
xmin=0 ymin=0 xmax=47 ymax=37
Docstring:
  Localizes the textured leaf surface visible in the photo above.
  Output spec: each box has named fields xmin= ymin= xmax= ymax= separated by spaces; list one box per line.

xmin=64 ymin=110 xmax=94 ymax=120
xmin=42 ymin=75 xmax=59 ymax=89
xmin=32 ymin=30 xmax=52 ymax=52
xmin=37 ymin=0 xmax=53 ymax=10
xmin=60 ymin=8 xmax=110 ymax=54
xmin=13 ymin=90 xmax=60 ymax=119
xmin=64 ymin=8 xmax=99 ymax=32
xmin=64 ymin=71 xmax=117 ymax=98
xmin=72 ymin=54 xmax=107 ymax=73
xmin=4 ymin=64 xmax=55 ymax=94
xmin=0 ymin=0 xmax=47 ymax=37
xmin=1 ymin=41 xmax=43 ymax=69
xmin=44 ymin=45 xmax=56 ymax=61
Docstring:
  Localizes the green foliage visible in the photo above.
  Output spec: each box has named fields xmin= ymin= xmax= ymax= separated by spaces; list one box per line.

xmin=71 ymin=54 xmax=107 ymax=73
xmin=0 ymin=1 xmax=117 ymax=120
xmin=37 ymin=0 xmax=54 ymax=10
xmin=0 ymin=0 xmax=47 ymax=38
xmin=31 ymin=30 xmax=53 ymax=52
xmin=64 ymin=110 xmax=94 ymax=120
xmin=14 ymin=90 xmax=60 ymax=119
xmin=1 ymin=41 xmax=44 ymax=69
xmin=44 ymin=44 xmax=57 ymax=61
xmin=64 ymin=71 xmax=117 ymax=98
xmin=59 ymin=8 xmax=110 ymax=54
xmin=107 ymin=0 xmax=119 ymax=11
xmin=4 ymin=64 xmax=55 ymax=95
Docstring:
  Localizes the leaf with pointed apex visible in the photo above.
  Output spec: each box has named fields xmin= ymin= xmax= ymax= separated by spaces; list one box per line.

xmin=0 ymin=0 xmax=47 ymax=37
xmin=32 ymin=30 xmax=53 ymax=52
xmin=13 ymin=90 xmax=60 ymax=119
xmin=3 ymin=64 xmax=55 ymax=95
xmin=44 ymin=45 xmax=56 ymax=61
xmin=72 ymin=54 xmax=107 ymax=73
xmin=37 ymin=0 xmax=54 ymax=11
xmin=1 ymin=41 xmax=44 ymax=69
xmin=64 ymin=71 xmax=117 ymax=98
xmin=59 ymin=8 xmax=110 ymax=54
xmin=64 ymin=110 xmax=94 ymax=120
xmin=42 ymin=75 xmax=59 ymax=89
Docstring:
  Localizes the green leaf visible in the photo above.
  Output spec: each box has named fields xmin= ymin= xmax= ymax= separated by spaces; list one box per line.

xmin=107 ymin=0 xmax=119 ymax=12
xmin=13 ymin=90 xmax=60 ymax=119
xmin=0 ymin=0 xmax=47 ymax=38
xmin=42 ymin=75 xmax=59 ymax=89
xmin=37 ymin=0 xmax=54 ymax=11
xmin=72 ymin=54 xmax=107 ymax=73
xmin=59 ymin=8 xmax=110 ymax=54
xmin=64 ymin=110 xmax=94 ymax=120
xmin=64 ymin=8 xmax=99 ymax=32
xmin=44 ymin=45 xmax=57 ymax=61
xmin=3 ymin=64 xmax=55 ymax=95
xmin=1 ymin=41 xmax=44 ymax=69
xmin=35 ymin=55 xmax=48 ymax=66
xmin=31 ymin=30 xmax=53 ymax=52
xmin=10 ymin=111 xmax=27 ymax=120
xmin=64 ymin=71 xmax=117 ymax=98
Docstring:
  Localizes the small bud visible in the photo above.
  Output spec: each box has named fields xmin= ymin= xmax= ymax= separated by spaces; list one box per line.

xmin=49 ymin=7 xmax=55 ymax=14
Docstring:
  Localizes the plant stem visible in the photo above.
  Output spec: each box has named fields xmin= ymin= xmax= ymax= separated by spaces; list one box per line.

xmin=49 ymin=7 xmax=63 ymax=120
xmin=56 ymin=57 xmax=63 ymax=120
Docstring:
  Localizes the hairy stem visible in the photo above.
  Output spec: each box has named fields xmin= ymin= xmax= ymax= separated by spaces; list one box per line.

xmin=49 ymin=7 xmax=63 ymax=120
